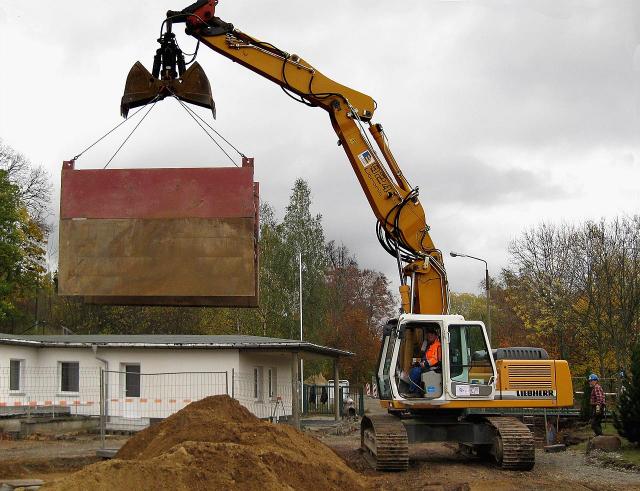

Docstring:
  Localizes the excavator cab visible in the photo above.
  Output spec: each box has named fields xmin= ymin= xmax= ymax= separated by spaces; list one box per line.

xmin=377 ymin=314 xmax=496 ymax=405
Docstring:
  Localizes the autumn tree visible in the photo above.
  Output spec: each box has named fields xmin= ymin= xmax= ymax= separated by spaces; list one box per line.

xmin=577 ymin=218 xmax=640 ymax=371
xmin=507 ymin=222 xmax=582 ymax=360
xmin=501 ymin=217 xmax=640 ymax=376
xmin=0 ymin=140 xmax=50 ymax=331
xmin=0 ymin=140 xmax=51 ymax=229
xmin=322 ymin=242 xmax=395 ymax=383
xmin=0 ymin=171 xmax=22 ymax=322
xmin=449 ymin=292 xmax=488 ymax=325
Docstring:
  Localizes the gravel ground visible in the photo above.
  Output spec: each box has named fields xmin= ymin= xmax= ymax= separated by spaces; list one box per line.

xmin=322 ymin=433 xmax=640 ymax=491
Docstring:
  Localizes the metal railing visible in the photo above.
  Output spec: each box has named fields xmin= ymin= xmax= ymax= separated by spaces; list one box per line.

xmin=303 ymin=384 xmax=364 ymax=417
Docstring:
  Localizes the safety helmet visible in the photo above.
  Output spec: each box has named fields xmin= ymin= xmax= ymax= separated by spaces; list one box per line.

xmin=588 ymin=373 xmax=599 ymax=382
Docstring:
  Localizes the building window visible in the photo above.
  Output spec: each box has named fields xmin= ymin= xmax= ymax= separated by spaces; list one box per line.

xmin=60 ymin=362 xmax=80 ymax=392
xmin=9 ymin=359 xmax=22 ymax=391
xmin=123 ymin=364 xmax=141 ymax=398
xmin=253 ymin=367 xmax=263 ymax=400
xmin=268 ymin=368 xmax=277 ymax=398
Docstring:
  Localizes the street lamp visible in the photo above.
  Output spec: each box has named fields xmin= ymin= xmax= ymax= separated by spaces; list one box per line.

xmin=450 ymin=251 xmax=491 ymax=342
xmin=298 ymin=251 xmax=304 ymax=411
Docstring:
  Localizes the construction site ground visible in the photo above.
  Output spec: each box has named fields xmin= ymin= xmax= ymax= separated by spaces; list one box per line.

xmin=0 ymin=405 xmax=638 ymax=490
xmin=0 ymin=435 xmax=127 ymax=483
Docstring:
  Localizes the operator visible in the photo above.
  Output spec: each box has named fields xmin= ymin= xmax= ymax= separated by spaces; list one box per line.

xmin=409 ymin=328 xmax=442 ymax=393
xmin=588 ymin=373 xmax=606 ymax=436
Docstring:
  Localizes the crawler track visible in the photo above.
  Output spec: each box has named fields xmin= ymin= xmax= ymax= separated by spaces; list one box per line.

xmin=485 ymin=416 xmax=535 ymax=470
xmin=360 ymin=414 xmax=408 ymax=471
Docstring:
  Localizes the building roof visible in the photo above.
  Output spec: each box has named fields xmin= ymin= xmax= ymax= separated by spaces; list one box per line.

xmin=0 ymin=333 xmax=353 ymax=358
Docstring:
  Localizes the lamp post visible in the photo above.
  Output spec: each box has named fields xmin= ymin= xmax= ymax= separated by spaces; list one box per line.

xmin=298 ymin=250 xmax=304 ymax=411
xmin=450 ymin=251 xmax=491 ymax=342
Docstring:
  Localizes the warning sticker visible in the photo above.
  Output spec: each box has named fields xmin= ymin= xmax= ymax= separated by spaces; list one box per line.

xmin=455 ymin=384 xmax=470 ymax=397
xmin=358 ymin=150 xmax=376 ymax=168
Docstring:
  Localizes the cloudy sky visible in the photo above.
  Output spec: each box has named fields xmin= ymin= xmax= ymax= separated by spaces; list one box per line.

xmin=1 ymin=0 xmax=639 ymax=295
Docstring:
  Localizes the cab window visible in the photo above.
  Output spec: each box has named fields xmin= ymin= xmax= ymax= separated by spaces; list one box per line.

xmin=448 ymin=324 xmax=493 ymax=385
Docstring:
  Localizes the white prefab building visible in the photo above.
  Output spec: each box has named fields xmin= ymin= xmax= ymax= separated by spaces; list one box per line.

xmin=0 ymin=334 xmax=351 ymax=429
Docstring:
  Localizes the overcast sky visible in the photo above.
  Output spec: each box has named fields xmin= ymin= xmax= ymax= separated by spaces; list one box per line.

xmin=1 ymin=0 xmax=639 ymax=296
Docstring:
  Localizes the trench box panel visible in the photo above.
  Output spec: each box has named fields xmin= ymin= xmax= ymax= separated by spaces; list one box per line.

xmin=58 ymin=162 xmax=259 ymax=307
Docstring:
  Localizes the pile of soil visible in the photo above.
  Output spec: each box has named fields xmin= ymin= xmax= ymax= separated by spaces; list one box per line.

xmin=46 ymin=395 xmax=367 ymax=490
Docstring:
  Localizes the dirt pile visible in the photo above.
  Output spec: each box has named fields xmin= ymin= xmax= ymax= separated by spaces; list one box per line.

xmin=46 ymin=395 xmax=367 ymax=490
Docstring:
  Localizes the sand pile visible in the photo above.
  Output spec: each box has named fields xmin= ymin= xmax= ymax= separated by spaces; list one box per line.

xmin=47 ymin=395 xmax=367 ymax=490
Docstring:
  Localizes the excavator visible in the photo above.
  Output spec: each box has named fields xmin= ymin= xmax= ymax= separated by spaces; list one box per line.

xmin=121 ymin=0 xmax=574 ymax=471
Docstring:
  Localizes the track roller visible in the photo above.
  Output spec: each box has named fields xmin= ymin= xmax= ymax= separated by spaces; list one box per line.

xmin=485 ymin=416 xmax=535 ymax=471
xmin=360 ymin=414 xmax=408 ymax=471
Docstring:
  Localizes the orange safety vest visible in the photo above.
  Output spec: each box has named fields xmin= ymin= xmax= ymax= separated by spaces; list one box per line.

xmin=425 ymin=338 xmax=442 ymax=367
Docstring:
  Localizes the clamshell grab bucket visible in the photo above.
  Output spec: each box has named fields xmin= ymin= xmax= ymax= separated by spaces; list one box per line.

xmin=120 ymin=61 xmax=216 ymax=119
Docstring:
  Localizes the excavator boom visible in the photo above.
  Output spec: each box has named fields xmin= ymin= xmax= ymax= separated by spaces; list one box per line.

xmin=121 ymin=0 xmax=449 ymax=316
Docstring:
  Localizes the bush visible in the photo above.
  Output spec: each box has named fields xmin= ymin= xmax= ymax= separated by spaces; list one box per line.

xmin=613 ymin=342 xmax=640 ymax=444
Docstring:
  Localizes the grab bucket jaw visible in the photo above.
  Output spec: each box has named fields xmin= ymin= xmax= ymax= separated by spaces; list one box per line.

xmin=121 ymin=60 xmax=215 ymax=119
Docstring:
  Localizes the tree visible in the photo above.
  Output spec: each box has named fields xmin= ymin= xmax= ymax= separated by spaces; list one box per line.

xmin=508 ymin=222 xmax=582 ymax=360
xmin=0 ymin=140 xmax=51 ymax=227
xmin=0 ymin=141 xmax=51 ymax=332
xmin=614 ymin=342 xmax=640 ymax=444
xmin=322 ymin=242 xmax=395 ymax=383
xmin=0 ymin=170 xmax=22 ymax=321
xmin=281 ymin=179 xmax=329 ymax=342
xmin=489 ymin=275 xmax=529 ymax=348
xmin=579 ymin=218 xmax=640 ymax=370
xmin=579 ymin=368 xmax=593 ymax=422
xmin=449 ymin=292 xmax=487 ymax=325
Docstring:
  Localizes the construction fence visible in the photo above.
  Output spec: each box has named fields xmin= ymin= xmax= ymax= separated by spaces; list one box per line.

xmin=302 ymin=384 xmax=365 ymax=417
xmin=0 ymin=367 xmax=296 ymax=439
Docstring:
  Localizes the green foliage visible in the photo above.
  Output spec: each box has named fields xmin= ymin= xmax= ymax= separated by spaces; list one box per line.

xmin=0 ymin=170 xmax=22 ymax=321
xmin=0 ymin=141 xmax=50 ymax=331
xmin=449 ymin=292 xmax=487 ymax=324
xmin=579 ymin=368 xmax=593 ymax=422
xmin=282 ymin=179 xmax=329 ymax=341
xmin=614 ymin=342 xmax=640 ymax=444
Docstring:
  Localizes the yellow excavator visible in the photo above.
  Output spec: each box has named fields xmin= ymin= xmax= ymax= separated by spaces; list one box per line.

xmin=121 ymin=0 xmax=574 ymax=471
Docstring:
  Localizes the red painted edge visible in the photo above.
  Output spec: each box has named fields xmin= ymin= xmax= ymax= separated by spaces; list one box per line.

xmin=61 ymin=165 xmax=257 ymax=219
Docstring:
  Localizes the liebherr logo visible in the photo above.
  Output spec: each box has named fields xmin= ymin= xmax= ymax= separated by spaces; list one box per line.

xmin=516 ymin=389 xmax=555 ymax=398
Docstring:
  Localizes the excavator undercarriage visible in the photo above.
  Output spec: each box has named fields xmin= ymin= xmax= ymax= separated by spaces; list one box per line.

xmin=361 ymin=412 xmax=535 ymax=471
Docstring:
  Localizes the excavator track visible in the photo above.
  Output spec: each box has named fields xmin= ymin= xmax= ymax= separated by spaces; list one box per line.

xmin=360 ymin=414 xmax=408 ymax=471
xmin=485 ymin=416 xmax=535 ymax=471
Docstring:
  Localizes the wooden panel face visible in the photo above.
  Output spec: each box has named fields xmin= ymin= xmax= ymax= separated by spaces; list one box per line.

xmin=58 ymin=164 xmax=259 ymax=307
xmin=59 ymin=218 xmax=256 ymax=302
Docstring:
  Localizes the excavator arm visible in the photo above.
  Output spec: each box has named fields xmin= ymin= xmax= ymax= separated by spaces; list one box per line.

xmin=121 ymin=0 xmax=448 ymax=315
